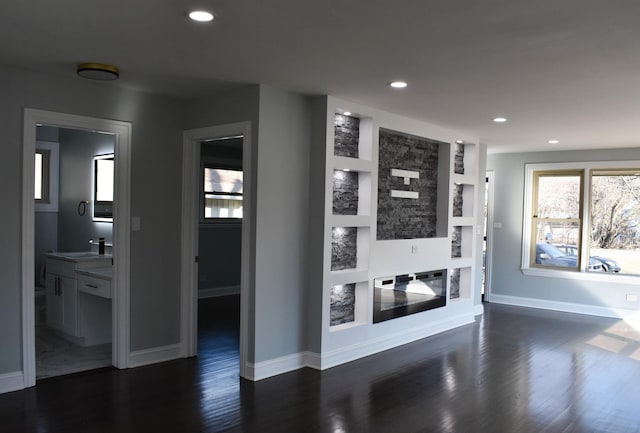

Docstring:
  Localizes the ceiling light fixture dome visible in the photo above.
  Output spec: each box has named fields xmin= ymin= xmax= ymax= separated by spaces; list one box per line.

xmin=189 ymin=10 xmax=214 ymax=22
xmin=548 ymin=139 xmax=559 ymax=144
xmin=492 ymin=117 xmax=507 ymax=123
xmin=77 ymin=63 xmax=120 ymax=80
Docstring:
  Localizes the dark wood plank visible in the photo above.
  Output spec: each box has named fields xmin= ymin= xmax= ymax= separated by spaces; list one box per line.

xmin=2 ymin=300 xmax=640 ymax=433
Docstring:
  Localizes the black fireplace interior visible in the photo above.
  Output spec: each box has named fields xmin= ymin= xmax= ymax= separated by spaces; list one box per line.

xmin=373 ymin=269 xmax=447 ymax=323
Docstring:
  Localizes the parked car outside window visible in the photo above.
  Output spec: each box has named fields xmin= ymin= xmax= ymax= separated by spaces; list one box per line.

xmin=535 ymin=243 xmax=603 ymax=272
xmin=553 ymin=244 xmax=621 ymax=272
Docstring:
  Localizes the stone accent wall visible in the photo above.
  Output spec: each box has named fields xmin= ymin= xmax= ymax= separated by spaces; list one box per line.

xmin=450 ymin=268 xmax=460 ymax=299
xmin=454 ymin=143 xmax=465 ymax=175
xmin=331 ymin=227 xmax=357 ymax=271
xmin=330 ymin=283 xmax=356 ymax=326
xmin=453 ymin=184 xmax=464 ymax=217
xmin=377 ymin=129 xmax=443 ymax=240
xmin=451 ymin=226 xmax=462 ymax=258
xmin=333 ymin=170 xmax=359 ymax=215
xmin=334 ymin=114 xmax=359 ymax=158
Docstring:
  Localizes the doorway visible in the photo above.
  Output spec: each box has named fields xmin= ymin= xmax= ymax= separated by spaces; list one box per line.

xmin=180 ymin=123 xmax=251 ymax=379
xmin=22 ymin=109 xmax=131 ymax=388
xmin=483 ymin=171 xmax=495 ymax=301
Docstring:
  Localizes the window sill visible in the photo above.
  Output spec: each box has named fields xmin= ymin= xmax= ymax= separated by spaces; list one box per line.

xmin=521 ymin=267 xmax=640 ymax=284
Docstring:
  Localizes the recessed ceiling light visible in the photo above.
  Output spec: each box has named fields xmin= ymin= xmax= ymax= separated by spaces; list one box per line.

xmin=455 ymin=140 xmax=464 ymax=144
xmin=343 ymin=111 xmax=352 ymax=116
xmin=189 ymin=10 xmax=214 ymax=22
xmin=548 ymin=139 xmax=559 ymax=144
xmin=389 ymin=81 xmax=408 ymax=89
xmin=492 ymin=117 xmax=508 ymax=123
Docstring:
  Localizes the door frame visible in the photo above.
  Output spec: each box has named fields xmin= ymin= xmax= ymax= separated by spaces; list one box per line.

xmin=22 ymin=109 xmax=131 ymax=387
xmin=180 ymin=122 xmax=251 ymax=379
xmin=484 ymin=170 xmax=495 ymax=301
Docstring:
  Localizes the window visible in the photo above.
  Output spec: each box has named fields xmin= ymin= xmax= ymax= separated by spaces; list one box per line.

xmin=203 ymin=167 xmax=243 ymax=219
xmin=523 ymin=162 xmax=640 ymax=277
xmin=93 ymin=154 xmax=114 ymax=221
xmin=35 ymin=150 xmax=50 ymax=203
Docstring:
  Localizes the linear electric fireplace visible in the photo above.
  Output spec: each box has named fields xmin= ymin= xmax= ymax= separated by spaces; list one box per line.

xmin=373 ymin=269 xmax=447 ymax=323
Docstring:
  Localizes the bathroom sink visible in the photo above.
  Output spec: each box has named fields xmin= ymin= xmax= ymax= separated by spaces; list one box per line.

xmin=46 ymin=251 xmax=112 ymax=262
xmin=58 ymin=252 xmax=102 ymax=258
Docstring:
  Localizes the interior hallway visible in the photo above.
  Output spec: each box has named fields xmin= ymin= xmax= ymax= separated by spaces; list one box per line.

xmin=2 ymin=301 xmax=640 ymax=432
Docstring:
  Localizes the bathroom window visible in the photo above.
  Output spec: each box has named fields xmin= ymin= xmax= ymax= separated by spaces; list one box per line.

xmin=93 ymin=154 xmax=114 ymax=222
xmin=35 ymin=150 xmax=50 ymax=202
xmin=35 ymin=141 xmax=59 ymax=212
xmin=203 ymin=167 xmax=243 ymax=219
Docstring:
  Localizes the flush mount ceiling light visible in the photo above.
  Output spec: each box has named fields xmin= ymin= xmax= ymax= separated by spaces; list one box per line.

xmin=548 ymin=139 xmax=560 ymax=144
xmin=77 ymin=63 xmax=120 ymax=80
xmin=189 ymin=10 xmax=214 ymax=22
xmin=389 ymin=81 xmax=408 ymax=88
xmin=492 ymin=117 xmax=508 ymax=123
xmin=343 ymin=111 xmax=352 ymax=116
xmin=455 ymin=140 xmax=464 ymax=144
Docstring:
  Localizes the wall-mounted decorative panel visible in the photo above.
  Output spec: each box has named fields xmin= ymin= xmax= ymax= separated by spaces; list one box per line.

xmin=377 ymin=129 xmax=447 ymax=240
xmin=332 ymin=170 xmax=359 ymax=215
xmin=334 ymin=114 xmax=360 ymax=158
xmin=331 ymin=227 xmax=357 ymax=271
xmin=330 ymin=283 xmax=356 ymax=326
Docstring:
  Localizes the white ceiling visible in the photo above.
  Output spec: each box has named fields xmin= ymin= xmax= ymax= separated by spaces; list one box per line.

xmin=3 ymin=0 xmax=640 ymax=153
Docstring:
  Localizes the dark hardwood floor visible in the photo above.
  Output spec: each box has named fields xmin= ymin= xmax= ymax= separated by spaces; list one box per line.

xmin=2 ymin=299 xmax=640 ymax=432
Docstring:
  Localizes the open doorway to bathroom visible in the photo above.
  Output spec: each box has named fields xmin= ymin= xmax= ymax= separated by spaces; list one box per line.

xmin=34 ymin=125 xmax=115 ymax=379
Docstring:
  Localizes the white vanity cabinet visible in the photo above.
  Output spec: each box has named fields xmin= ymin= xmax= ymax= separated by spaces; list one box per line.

xmin=45 ymin=253 xmax=112 ymax=338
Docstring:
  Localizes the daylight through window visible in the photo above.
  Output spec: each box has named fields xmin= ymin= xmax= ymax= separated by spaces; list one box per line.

xmin=203 ymin=168 xmax=243 ymax=219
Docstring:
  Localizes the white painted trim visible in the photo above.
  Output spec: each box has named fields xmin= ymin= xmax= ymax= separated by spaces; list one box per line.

xmin=129 ymin=344 xmax=182 ymax=368
xmin=473 ymin=303 xmax=485 ymax=316
xmin=198 ymin=285 xmax=240 ymax=299
xmin=319 ymin=312 xmax=474 ymax=370
xmin=181 ymin=122 xmax=252 ymax=380
xmin=0 ymin=371 xmax=25 ymax=394
xmin=490 ymin=294 xmax=637 ymax=319
xmin=22 ymin=109 xmax=132 ymax=389
xmin=390 ymin=189 xmax=419 ymax=199
xmin=245 ymin=351 xmax=319 ymax=381
xmin=484 ymin=171 xmax=495 ymax=301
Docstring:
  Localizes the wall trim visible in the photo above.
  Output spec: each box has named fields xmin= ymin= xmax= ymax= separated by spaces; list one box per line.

xmin=245 ymin=351 xmax=318 ymax=381
xmin=198 ymin=285 xmax=240 ymax=299
xmin=473 ymin=303 xmax=485 ymax=316
xmin=320 ymin=312 xmax=474 ymax=371
xmin=490 ymin=294 xmax=637 ymax=319
xmin=129 ymin=344 xmax=182 ymax=368
xmin=0 ymin=371 xmax=24 ymax=394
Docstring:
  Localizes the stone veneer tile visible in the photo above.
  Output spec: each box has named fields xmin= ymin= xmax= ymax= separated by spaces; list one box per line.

xmin=333 ymin=170 xmax=359 ymax=215
xmin=330 ymin=283 xmax=356 ymax=326
xmin=452 ymin=184 xmax=464 ymax=217
xmin=454 ymin=142 xmax=465 ymax=175
xmin=377 ymin=128 xmax=444 ymax=240
xmin=331 ymin=227 xmax=357 ymax=271
xmin=450 ymin=268 xmax=460 ymax=299
xmin=334 ymin=114 xmax=359 ymax=158
xmin=451 ymin=226 xmax=462 ymax=258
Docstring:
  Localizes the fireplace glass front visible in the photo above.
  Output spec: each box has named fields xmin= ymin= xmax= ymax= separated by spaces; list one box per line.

xmin=373 ymin=269 xmax=447 ymax=323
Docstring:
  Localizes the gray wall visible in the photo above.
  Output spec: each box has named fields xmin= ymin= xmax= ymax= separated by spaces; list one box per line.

xmin=486 ymin=147 xmax=640 ymax=309
xmin=0 ymin=64 xmax=184 ymax=373
xmin=254 ymin=85 xmax=310 ymax=363
xmin=198 ymin=226 xmax=242 ymax=292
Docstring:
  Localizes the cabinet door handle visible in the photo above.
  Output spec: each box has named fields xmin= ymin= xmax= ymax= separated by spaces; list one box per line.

xmin=86 ymin=283 xmax=99 ymax=289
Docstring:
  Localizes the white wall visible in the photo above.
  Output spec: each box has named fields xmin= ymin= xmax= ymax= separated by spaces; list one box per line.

xmin=487 ymin=148 xmax=640 ymax=314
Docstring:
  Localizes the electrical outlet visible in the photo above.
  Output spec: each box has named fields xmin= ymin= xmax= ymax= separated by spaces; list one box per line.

xmin=411 ymin=245 xmax=418 ymax=254
xmin=626 ymin=294 xmax=638 ymax=302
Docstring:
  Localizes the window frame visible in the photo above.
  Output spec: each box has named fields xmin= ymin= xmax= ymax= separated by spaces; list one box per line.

xmin=522 ymin=161 xmax=640 ymax=282
xmin=34 ymin=141 xmax=59 ymax=212
xmin=92 ymin=153 xmax=114 ymax=222
xmin=201 ymin=165 xmax=244 ymax=223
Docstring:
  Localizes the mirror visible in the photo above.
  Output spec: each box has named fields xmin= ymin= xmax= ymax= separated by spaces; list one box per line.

xmin=93 ymin=154 xmax=114 ymax=222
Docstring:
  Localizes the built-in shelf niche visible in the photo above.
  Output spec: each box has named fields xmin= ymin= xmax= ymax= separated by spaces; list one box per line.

xmin=333 ymin=113 xmax=373 ymax=161
xmin=450 ymin=266 xmax=472 ymax=300
xmin=332 ymin=169 xmax=372 ymax=216
xmin=330 ymin=226 xmax=370 ymax=272
xmin=452 ymin=183 xmax=475 ymax=218
xmin=451 ymin=226 xmax=473 ymax=259
xmin=453 ymin=142 xmax=477 ymax=178
xmin=330 ymin=281 xmax=367 ymax=329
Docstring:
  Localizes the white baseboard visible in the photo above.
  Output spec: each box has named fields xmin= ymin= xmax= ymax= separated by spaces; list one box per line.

xmin=489 ymin=294 xmax=636 ymax=319
xmin=129 ymin=343 xmax=182 ymax=368
xmin=317 ymin=312 xmax=475 ymax=370
xmin=473 ymin=303 xmax=485 ymax=316
xmin=245 ymin=351 xmax=320 ymax=381
xmin=198 ymin=285 xmax=240 ymax=299
xmin=0 ymin=371 xmax=24 ymax=394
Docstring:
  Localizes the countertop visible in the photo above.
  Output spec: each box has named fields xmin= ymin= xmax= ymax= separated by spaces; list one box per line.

xmin=75 ymin=267 xmax=113 ymax=281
